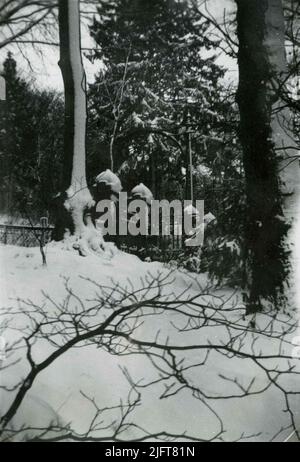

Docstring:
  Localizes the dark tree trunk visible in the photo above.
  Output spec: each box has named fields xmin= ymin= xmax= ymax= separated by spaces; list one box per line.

xmin=236 ymin=0 xmax=291 ymax=313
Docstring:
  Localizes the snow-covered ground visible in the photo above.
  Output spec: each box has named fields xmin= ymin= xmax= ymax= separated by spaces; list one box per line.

xmin=0 ymin=244 xmax=299 ymax=442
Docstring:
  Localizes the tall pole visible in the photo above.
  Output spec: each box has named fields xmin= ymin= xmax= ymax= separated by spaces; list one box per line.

xmin=149 ymin=134 xmax=156 ymax=198
xmin=0 ymin=76 xmax=5 ymax=105
xmin=185 ymin=109 xmax=193 ymax=202
xmin=0 ymin=76 xmax=9 ymax=213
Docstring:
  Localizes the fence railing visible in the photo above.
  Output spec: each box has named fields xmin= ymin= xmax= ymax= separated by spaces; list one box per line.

xmin=0 ymin=224 xmax=54 ymax=247
xmin=0 ymin=224 xmax=184 ymax=251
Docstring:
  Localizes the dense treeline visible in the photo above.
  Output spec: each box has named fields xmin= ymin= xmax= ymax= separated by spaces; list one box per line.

xmin=0 ymin=1 xmax=245 ymax=284
xmin=0 ymin=53 xmax=64 ymax=222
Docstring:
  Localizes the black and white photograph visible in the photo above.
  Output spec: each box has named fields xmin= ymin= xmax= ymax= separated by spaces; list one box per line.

xmin=0 ymin=0 xmax=299 ymax=445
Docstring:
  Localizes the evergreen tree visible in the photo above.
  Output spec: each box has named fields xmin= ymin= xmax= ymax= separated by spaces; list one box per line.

xmin=86 ymin=0 xmax=247 ymax=284
xmin=88 ymin=0 xmax=226 ymax=196
xmin=0 ymin=53 xmax=64 ymax=221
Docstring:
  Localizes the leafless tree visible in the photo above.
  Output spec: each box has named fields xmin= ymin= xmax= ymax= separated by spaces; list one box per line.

xmin=0 ymin=271 xmax=299 ymax=441
xmin=108 ymin=44 xmax=131 ymax=173
xmin=0 ymin=0 xmax=100 ymax=50
xmin=51 ymin=0 xmax=107 ymax=255
xmin=0 ymin=1 xmax=57 ymax=51
xmin=190 ymin=0 xmax=237 ymax=58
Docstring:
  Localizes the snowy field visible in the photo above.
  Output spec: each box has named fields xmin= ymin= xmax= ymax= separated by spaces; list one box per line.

xmin=0 ymin=244 xmax=299 ymax=442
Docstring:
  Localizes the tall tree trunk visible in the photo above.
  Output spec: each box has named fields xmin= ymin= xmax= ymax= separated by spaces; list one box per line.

xmin=270 ymin=1 xmax=300 ymax=313
xmin=0 ymin=79 xmax=4 ymax=212
xmin=236 ymin=0 xmax=297 ymax=313
xmin=54 ymin=0 xmax=104 ymax=255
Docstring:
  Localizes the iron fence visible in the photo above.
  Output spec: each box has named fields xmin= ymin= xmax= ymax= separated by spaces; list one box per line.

xmin=0 ymin=224 xmax=54 ymax=247
xmin=0 ymin=224 xmax=184 ymax=252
